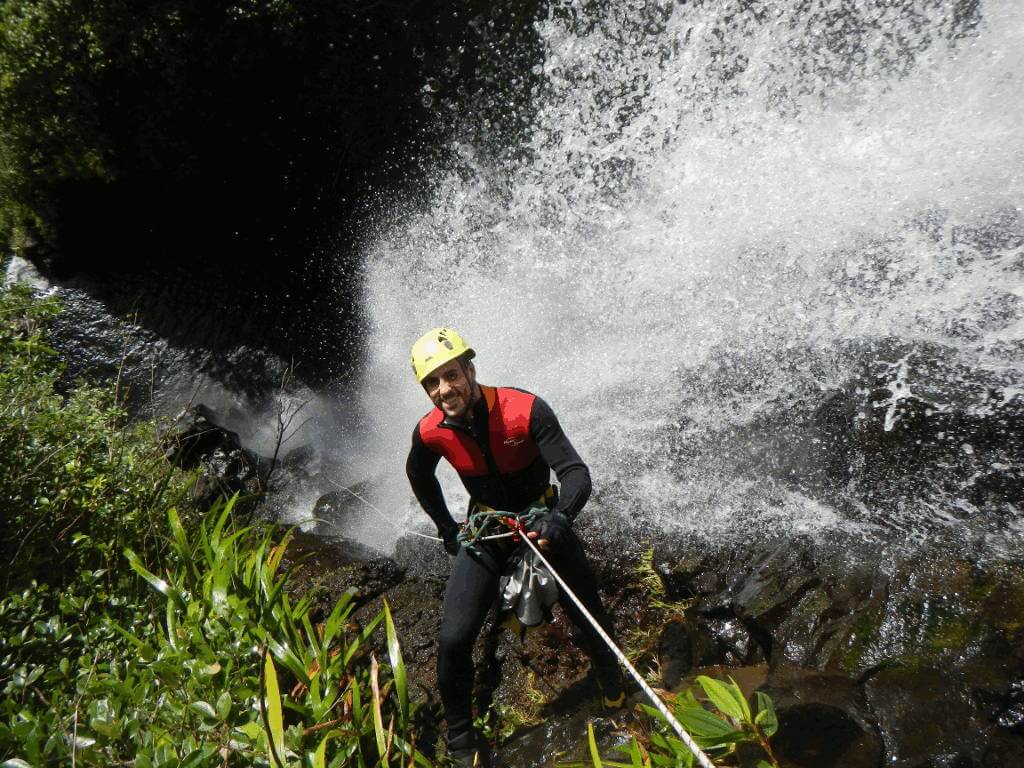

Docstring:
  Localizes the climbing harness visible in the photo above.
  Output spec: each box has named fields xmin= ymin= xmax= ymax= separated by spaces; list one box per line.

xmin=521 ymin=534 xmax=718 ymax=768
xmin=455 ymin=504 xmax=543 ymax=553
xmin=325 ymin=477 xmax=715 ymax=768
xmin=455 ymin=486 xmax=557 ymax=554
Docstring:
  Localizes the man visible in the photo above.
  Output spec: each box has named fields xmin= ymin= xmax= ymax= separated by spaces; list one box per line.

xmin=405 ymin=327 xmax=624 ymax=767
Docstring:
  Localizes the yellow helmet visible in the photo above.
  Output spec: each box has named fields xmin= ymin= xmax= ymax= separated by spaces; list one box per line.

xmin=410 ymin=327 xmax=475 ymax=383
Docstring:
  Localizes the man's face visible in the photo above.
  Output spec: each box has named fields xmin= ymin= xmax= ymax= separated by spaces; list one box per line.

xmin=422 ymin=358 xmax=476 ymax=420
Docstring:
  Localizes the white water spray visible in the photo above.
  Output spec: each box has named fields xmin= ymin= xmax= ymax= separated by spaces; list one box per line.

xmin=349 ymin=0 xmax=1024 ymax=554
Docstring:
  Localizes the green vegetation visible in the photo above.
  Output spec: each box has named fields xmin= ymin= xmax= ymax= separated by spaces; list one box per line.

xmin=0 ymin=283 xmax=421 ymax=765
xmin=623 ymin=548 xmax=691 ymax=672
xmin=0 ymin=281 xmax=190 ymax=586
xmin=581 ymin=676 xmax=780 ymax=768
xmin=0 ymin=282 xmax=780 ymax=765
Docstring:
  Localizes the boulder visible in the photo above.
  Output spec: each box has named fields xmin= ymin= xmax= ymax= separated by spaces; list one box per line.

xmin=162 ymin=403 xmax=266 ymax=508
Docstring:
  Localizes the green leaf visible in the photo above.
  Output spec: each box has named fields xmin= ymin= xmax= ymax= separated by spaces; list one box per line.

xmin=124 ymin=547 xmax=185 ymax=608
xmin=105 ymin=618 xmax=156 ymax=662
xmin=695 ymin=675 xmax=749 ymax=722
xmin=211 ymin=568 xmax=230 ymax=614
xmin=189 ymin=701 xmax=217 ymax=721
xmin=322 ymin=589 xmax=355 ymax=646
xmin=262 ymin=651 xmax=285 ymax=767
xmin=342 ymin=610 xmax=385 ymax=667
xmin=167 ymin=507 xmax=191 ymax=561
xmin=267 ymin=529 xmax=292 ymax=575
xmin=383 ymin=600 xmax=408 ymax=729
xmin=754 ymin=692 xmax=779 ymax=738
xmin=369 ymin=655 xmax=387 ymax=759
xmin=262 ymin=632 xmax=310 ymax=686
xmin=180 ymin=744 xmax=220 ymax=768
xmin=391 ymin=734 xmax=433 ymax=767
xmin=165 ymin=595 xmax=179 ymax=650
xmin=216 ymin=691 xmax=233 ymax=721
xmin=676 ymin=704 xmax=742 ymax=741
xmin=587 ymin=721 xmax=603 ymax=767
xmin=313 ymin=734 xmax=329 ymax=768
xmin=351 ymin=676 xmax=363 ymax=726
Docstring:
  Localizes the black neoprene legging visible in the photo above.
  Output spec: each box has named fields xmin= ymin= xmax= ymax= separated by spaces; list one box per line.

xmin=437 ymin=530 xmax=620 ymax=748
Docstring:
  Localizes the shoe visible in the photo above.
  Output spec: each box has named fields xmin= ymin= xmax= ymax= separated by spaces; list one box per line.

xmin=597 ymin=666 xmax=627 ymax=711
xmin=449 ymin=744 xmax=493 ymax=768
xmin=447 ymin=729 xmax=493 ymax=768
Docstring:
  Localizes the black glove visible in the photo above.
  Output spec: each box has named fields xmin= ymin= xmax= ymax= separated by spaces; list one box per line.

xmin=440 ymin=524 xmax=461 ymax=556
xmin=528 ymin=510 xmax=572 ymax=552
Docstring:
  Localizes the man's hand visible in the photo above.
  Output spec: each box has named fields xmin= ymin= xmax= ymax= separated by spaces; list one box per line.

xmin=441 ymin=527 xmax=461 ymax=556
xmin=527 ymin=511 xmax=571 ymax=552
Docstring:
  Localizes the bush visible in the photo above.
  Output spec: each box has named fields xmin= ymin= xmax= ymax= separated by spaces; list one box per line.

xmin=581 ymin=676 xmax=780 ymax=768
xmin=1 ymin=497 xmax=423 ymax=766
xmin=0 ymin=281 xmax=189 ymax=588
xmin=0 ymin=282 xmax=425 ymax=766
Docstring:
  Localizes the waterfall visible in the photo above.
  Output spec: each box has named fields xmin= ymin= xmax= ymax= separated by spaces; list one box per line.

xmin=345 ymin=0 xmax=1023 ymax=556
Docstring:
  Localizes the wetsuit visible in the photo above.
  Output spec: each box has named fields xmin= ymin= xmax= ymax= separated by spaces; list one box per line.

xmin=406 ymin=385 xmax=619 ymax=752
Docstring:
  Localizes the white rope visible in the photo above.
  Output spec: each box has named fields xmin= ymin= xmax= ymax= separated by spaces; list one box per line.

xmin=521 ymin=535 xmax=717 ymax=768
xmin=324 ymin=477 xmax=713 ymax=764
xmin=325 ymin=478 xmax=442 ymax=541
xmin=326 ymin=478 xmax=522 ymax=544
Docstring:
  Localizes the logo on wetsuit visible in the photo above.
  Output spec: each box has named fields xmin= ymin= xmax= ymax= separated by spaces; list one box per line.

xmin=504 ymin=437 xmax=525 ymax=447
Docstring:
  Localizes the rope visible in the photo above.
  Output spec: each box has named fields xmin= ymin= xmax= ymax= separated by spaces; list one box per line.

xmin=521 ymin=532 xmax=717 ymax=768
xmin=324 ymin=478 xmax=442 ymax=542
xmin=456 ymin=505 xmax=545 ymax=552
xmin=318 ymin=479 xmax=714 ymax=765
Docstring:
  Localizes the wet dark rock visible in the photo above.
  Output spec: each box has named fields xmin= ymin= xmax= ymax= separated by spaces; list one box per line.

xmin=282 ymin=530 xmax=401 ymax=625
xmin=666 ymin=340 xmax=1024 ymax=532
xmin=762 ymin=667 xmax=881 ymax=768
xmin=393 ymin=533 xmax=453 ymax=582
xmin=281 ymin=444 xmax=316 ymax=470
xmin=986 ymin=679 xmax=1024 ymax=734
xmin=657 ymin=620 xmax=692 ymax=688
xmin=499 ymin=711 xmax=629 ymax=768
xmin=657 ymin=615 xmax=763 ymax=687
xmin=350 ymin=577 xmax=445 ymax=703
xmin=4 ymin=257 xmax=294 ymax=416
xmin=303 ymin=485 xmax=392 ymax=539
xmin=650 ymin=535 xmax=1024 ymax=766
xmin=861 ymin=665 xmax=1021 ymax=768
xmin=162 ymin=403 xmax=266 ymax=508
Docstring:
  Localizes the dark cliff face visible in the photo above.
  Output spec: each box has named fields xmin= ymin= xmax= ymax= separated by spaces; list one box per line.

xmin=5 ymin=1 xmax=545 ymax=384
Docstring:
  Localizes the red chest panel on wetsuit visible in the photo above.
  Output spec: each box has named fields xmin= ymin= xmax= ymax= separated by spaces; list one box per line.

xmin=418 ymin=386 xmax=541 ymax=478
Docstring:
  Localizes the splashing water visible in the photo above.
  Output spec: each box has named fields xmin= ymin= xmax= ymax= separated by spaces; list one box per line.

xmin=347 ymin=0 xmax=1024 ymax=556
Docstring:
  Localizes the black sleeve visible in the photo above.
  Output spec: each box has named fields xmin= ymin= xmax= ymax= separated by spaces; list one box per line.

xmin=405 ymin=426 xmax=459 ymax=537
xmin=530 ymin=396 xmax=592 ymax=520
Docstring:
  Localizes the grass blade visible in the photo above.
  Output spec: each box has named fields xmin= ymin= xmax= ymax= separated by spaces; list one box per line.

xmin=370 ymin=655 xmax=387 ymax=761
xmin=262 ymin=649 xmax=286 ymax=768
xmin=344 ymin=611 xmax=385 ymax=667
xmin=313 ymin=733 xmax=329 ymax=768
xmin=588 ymin=721 xmax=603 ymax=767
xmin=167 ymin=506 xmax=191 ymax=561
xmin=124 ymin=547 xmax=185 ymax=607
xmin=383 ymin=600 xmax=408 ymax=729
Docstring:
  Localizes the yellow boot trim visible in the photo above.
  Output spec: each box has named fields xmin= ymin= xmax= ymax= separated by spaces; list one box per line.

xmin=602 ymin=690 xmax=626 ymax=709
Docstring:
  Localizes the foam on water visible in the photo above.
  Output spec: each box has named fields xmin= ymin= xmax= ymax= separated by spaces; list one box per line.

xmin=347 ymin=0 xmax=1024 ymax=554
